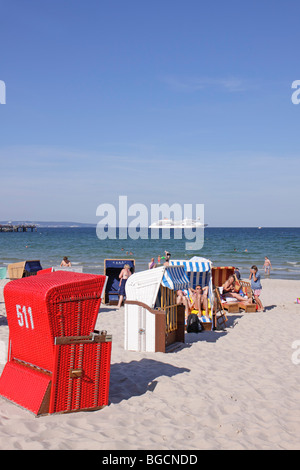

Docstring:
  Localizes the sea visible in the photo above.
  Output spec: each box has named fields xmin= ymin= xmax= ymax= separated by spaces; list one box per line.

xmin=0 ymin=227 xmax=300 ymax=280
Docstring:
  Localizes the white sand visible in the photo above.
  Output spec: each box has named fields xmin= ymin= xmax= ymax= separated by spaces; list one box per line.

xmin=0 ymin=278 xmax=299 ymax=450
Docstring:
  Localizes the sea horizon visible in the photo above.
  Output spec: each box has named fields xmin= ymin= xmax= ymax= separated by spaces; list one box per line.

xmin=1 ymin=221 xmax=300 ymax=229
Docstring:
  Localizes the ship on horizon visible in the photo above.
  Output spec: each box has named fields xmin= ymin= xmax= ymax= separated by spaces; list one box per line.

xmin=149 ymin=217 xmax=207 ymax=229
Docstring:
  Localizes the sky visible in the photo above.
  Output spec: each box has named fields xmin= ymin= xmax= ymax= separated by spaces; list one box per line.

xmin=0 ymin=0 xmax=300 ymax=226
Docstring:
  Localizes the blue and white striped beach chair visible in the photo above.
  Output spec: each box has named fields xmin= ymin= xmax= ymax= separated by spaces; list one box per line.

xmin=169 ymin=257 xmax=215 ymax=329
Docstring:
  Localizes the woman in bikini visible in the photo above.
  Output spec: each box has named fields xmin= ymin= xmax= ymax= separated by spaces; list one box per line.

xmin=117 ymin=264 xmax=132 ymax=308
xmin=222 ymin=275 xmax=250 ymax=302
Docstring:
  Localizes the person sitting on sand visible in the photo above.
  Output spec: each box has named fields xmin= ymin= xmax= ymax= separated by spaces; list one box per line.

xmin=60 ymin=256 xmax=71 ymax=267
xmin=117 ymin=264 xmax=132 ymax=308
xmin=222 ymin=275 xmax=250 ymax=303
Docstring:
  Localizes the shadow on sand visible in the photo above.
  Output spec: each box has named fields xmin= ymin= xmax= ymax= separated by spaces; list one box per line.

xmin=109 ymin=358 xmax=190 ymax=404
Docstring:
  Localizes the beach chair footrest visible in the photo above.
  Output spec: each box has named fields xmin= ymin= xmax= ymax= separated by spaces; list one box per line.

xmin=0 ymin=361 xmax=51 ymax=415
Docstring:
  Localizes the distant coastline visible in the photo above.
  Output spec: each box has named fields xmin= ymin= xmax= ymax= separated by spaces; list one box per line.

xmin=1 ymin=221 xmax=299 ymax=229
xmin=0 ymin=221 xmax=96 ymax=228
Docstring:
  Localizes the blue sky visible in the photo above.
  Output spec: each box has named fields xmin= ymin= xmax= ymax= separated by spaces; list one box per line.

xmin=0 ymin=0 xmax=299 ymax=226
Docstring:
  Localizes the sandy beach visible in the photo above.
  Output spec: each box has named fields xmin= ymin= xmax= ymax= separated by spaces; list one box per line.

xmin=0 ymin=277 xmax=299 ymax=450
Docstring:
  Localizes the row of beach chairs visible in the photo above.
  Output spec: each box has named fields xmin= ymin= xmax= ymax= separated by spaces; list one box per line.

xmin=1 ymin=260 xmax=257 ymax=324
xmin=0 ymin=258 xmax=259 ymax=417
xmin=1 ymin=260 xmax=258 ymax=317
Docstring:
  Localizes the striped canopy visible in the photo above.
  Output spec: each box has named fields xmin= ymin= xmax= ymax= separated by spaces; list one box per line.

xmin=161 ymin=266 xmax=190 ymax=291
xmin=169 ymin=257 xmax=212 ymax=290
xmin=169 ymin=257 xmax=214 ymax=331
xmin=125 ymin=265 xmax=190 ymax=309
xmin=170 ymin=257 xmax=211 ymax=273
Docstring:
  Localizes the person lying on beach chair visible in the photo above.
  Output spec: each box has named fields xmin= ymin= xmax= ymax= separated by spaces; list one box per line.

xmin=222 ymin=275 xmax=251 ymax=303
xmin=177 ymin=286 xmax=211 ymax=322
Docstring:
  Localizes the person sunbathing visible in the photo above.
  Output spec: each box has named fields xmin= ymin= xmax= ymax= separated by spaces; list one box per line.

xmin=222 ymin=275 xmax=250 ymax=302
xmin=190 ymin=285 xmax=210 ymax=319
xmin=176 ymin=289 xmax=192 ymax=319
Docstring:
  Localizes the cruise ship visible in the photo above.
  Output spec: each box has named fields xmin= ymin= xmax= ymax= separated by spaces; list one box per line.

xmin=149 ymin=218 xmax=207 ymax=228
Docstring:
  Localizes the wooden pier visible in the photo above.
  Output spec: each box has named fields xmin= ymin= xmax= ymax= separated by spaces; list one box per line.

xmin=0 ymin=224 xmax=37 ymax=232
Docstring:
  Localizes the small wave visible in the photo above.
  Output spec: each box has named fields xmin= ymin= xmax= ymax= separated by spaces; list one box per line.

xmin=83 ymin=264 xmax=104 ymax=269
xmin=272 ymin=268 xmax=300 ymax=274
xmin=271 ymin=266 xmax=300 ymax=272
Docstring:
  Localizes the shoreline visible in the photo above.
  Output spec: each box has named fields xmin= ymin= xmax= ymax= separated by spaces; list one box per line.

xmin=0 ymin=278 xmax=299 ymax=449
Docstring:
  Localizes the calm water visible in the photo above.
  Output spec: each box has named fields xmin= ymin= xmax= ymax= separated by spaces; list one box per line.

xmin=0 ymin=227 xmax=300 ymax=280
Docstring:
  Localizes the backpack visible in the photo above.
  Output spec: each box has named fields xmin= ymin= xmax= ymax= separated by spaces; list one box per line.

xmin=186 ymin=313 xmax=202 ymax=333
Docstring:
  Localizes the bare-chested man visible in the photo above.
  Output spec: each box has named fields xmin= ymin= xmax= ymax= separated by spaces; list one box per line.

xmin=191 ymin=285 xmax=209 ymax=319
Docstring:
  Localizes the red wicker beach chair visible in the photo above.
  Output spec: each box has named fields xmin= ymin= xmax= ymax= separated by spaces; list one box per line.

xmin=0 ymin=271 xmax=112 ymax=415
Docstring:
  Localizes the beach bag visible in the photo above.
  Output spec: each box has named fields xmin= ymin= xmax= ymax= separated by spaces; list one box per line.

xmin=186 ymin=313 xmax=202 ymax=333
